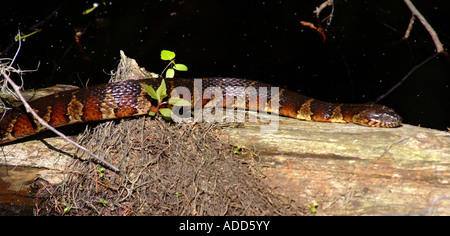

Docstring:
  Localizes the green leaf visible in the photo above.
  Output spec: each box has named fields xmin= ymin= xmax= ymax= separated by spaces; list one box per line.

xmin=63 ymin=206 xmax=71 ymax=213
xmin=161 ymin=50 xmax=176 ymax=61
xmin=148 ymin=111 xmax=156 ymax=116
xmin=99 ymin=198 xmax=108 ymax=207
xmin=173 ymin=63 xmax=188 ymax=71
xmin=156 ymin=79 xmax=168 ymax=100
xmin=82 ymin=3 xmax=99 ymax=15
xmin=97 ymin=167 xmax=105 ymax=178
xmin=169 ymin=97 xmax=192 ymax=106
xmin=140 ymin=83 xmax=158 ymax=100
xmin=234 ymin=145 xmax=242 ymax=154
xmin=307 ymin=201 xmax=319 ymax=214
xmin=165 ymin=68 xmax=175 ymax=78
xmin=159 ymin=108 xmax=173 ymax=118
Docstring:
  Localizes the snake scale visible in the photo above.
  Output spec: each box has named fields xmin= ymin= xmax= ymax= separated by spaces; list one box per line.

xmin=0 ymin=77 xmax=402 ymax=145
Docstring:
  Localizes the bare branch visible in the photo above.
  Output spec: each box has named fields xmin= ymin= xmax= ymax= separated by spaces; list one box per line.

xmin=1 ymin=71 xmax=120 ymax=173
xmin=313 ymin=0 xmax=334 ymax=25
xmin=0 ymin=38 xmax=120 ymax=173
xmin=403 ymin=0 xmax=444 ymax=53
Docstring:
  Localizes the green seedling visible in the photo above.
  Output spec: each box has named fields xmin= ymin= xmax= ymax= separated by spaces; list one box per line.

xmin=139 ymin=50 xmax=190 ymax=119
xmin=160 ymin=50 xmax=188 ymax=78
xmin=234 ymin=145 xmax=243 ymax=154
xmin=97 ymin=167 xmax=105 ymax=178
xmin=306 ymin=201 xmax=319 ymax=214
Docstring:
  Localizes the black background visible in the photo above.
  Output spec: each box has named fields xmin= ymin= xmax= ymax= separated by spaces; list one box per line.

xmin=2 ymin=0 xmax=449 ymax=130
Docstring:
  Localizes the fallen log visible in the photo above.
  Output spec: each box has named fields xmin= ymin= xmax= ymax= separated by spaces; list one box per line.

xmin=224 ymin=116 xmax=450 ymax=215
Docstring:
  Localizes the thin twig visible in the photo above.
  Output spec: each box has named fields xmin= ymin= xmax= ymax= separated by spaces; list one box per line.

xmin=313 ymin=0 xmax=334 ymax=25
xmin=375 ymin=52 xmax=437 ymax=102
xmin=403 ymin=15 xmax=415 ymax=39
xmin=1 ymin=35 xmax=119 ymax=173
xmin=377 ymin=2 xmax=445 ymax=102
xmin=403 ymin=0 xmax=444 ymax=54
xmin=1 ymin=71 xmax=120 ymax=173
xmin=2 ymin=4 xmax=62 ymax=56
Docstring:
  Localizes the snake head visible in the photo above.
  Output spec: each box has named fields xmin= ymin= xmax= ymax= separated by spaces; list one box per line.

xmin=352 ymin=103 xmax=402 ymax=127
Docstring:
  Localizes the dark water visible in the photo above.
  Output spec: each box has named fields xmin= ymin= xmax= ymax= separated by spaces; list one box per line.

xmin=1 ymin=1 xmax=449 ymax=129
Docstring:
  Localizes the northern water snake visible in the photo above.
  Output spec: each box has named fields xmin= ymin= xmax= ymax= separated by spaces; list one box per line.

xmin=0 ymin=77 xmax=402 ymax=144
